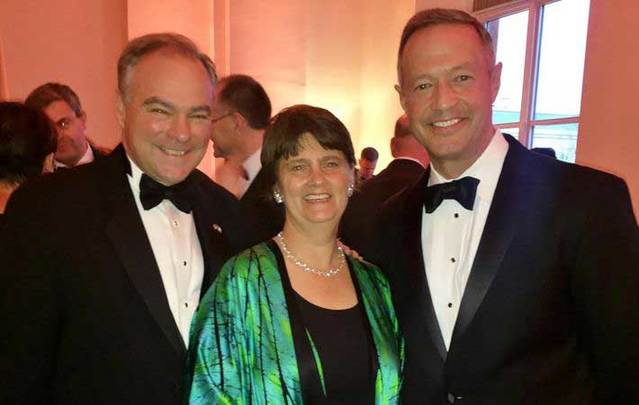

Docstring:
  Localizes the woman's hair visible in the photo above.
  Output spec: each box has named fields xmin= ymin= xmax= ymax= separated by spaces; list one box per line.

xmin=0 ymin=102 xmax=57 ymax=185
xmin=259 ymin=104 xmax=356 ymax=201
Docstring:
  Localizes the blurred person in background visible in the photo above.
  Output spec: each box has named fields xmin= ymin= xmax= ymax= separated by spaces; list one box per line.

xmin=356 ymin=146 xmax=378 ymax=184
xmin=0 ymin=101 xmax=56 ymax=219
xmin=25 ymin=82 xmax=109 ymax=169
xmin=210 ymin=74 xmax=271 ymax=198
xmin=341 ymin=114 xmax=428 ymax=238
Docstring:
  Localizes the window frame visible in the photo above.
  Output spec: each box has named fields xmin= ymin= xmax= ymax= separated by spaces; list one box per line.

xmin=474 ymin=0 xmax=585 ymax=149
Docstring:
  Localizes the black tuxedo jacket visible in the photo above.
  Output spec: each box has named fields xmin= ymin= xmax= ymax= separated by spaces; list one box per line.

xmin=341 ymin=158 xmax=425 ymax=237
xmin=343 ymin=135 xmax=639 ymax=404
xmin=0 ymin=145 xmax=258 ymax=405
xmin=240 ymin=167 xmax=284 ymax=240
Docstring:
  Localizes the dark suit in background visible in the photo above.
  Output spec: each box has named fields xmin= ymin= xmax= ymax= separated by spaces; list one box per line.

xmin=344 ymin=135 xmax=639 ymax=404
xmin=240 ymin=166 xmax=284 ymax=240
xmin=89 ymin=140 xmax=111 ymax=161
xmin=53 ymin=142 xmax=110 ymax=172
xmin=0 ymin=145 xmax=256 ymax=404
xmin=341 ymin=158 xmax=425 ymax=237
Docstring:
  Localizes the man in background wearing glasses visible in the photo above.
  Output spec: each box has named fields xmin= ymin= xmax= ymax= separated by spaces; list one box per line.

xmin=25 ymin=82 xmax=110 ymax=168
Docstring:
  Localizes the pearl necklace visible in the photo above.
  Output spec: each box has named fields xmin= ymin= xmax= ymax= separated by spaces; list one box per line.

xmin=276 ymin=232 xmax=346 ymax=278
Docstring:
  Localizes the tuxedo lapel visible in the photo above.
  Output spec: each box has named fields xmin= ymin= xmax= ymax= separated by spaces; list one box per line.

xmin=103 ymin=146 xmax=185 ymax=355
xmin=192 ymin=205 xmax=214 ymax=294
xmin=451 ymin=136 xmax=529 ymax=342
xmin=399 ymin=171 xmax=448 ymax=360
xmin=191 ymin=190 xmax=227 ymax=294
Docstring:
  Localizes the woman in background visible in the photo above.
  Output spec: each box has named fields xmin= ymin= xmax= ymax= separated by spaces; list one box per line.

xmin=189 ymin=105 xmax=403 ymax=404
xmin=0 ymin=101 xmax=56 ymax=221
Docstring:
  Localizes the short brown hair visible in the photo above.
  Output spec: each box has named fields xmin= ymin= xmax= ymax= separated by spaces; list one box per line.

xmin=217 ymin=75 xmax=271 ymax=129
xmin=398 ymin=8 xmax=495 ymax=83
xmin=360 ymin=147 xmax=379 ymax=162
xmin=25 ymin=82 xmax=83 ymax=117
xmin=117 ymin=33 xmax=217 ymax=98
xmin=260 ymin=105 xmax=356 ymax=200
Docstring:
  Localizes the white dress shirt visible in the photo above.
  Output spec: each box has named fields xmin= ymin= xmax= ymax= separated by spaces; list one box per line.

xmin=421 ymin=130 xmax=508 ymax=349
xmin=55 ymin=143 xmax=95 ymax=168
xmin=126 ymin=157 xmax=204 ymax=346
xmin=242 ymin=148 xmax=262 ymax=186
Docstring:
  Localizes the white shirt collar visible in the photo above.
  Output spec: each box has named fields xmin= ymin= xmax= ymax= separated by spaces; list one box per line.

xmin=242 ymin=148 xmax=262 ymax=184
xmin=55 ymin=143 xmax=95 ymax=168
xmin=428 ymin=128 xmax=508 ymax=201
xmin=126 ymin=155 xmax=144 ymax=194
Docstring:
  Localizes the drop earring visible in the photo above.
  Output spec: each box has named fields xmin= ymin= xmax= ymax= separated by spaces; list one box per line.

xmin=347 ymin=184 xmax=354 ymax=197
xmin=273 ymin=189 xmax=284 ymax=204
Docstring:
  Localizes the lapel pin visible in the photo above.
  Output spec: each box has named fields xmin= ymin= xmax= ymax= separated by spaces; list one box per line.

xmin=212 ymin=224 xmax=223 ymax=234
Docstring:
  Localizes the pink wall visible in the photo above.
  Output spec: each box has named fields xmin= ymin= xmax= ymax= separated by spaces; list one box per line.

xmin=228 ymin=0 xmax=307 ymax=115
xmin=0 ymin=0 xmax=127 ymax=148
xmin=0 ymin=36 xmax=8 ymax=99
xmin=417 ymin=0 xmax=473 ymax=11
xmin=226 ymin=0 xmax=470 ymax=166
xmin=127 ymin=0 xmax=214 ymax=55
xmin=226 ymin=0 xmax=414 ymax=169
xmin=359 ymin=0 xmax=418 ymax=166
xmin=578 ymin=0 xmax=639 ymax=217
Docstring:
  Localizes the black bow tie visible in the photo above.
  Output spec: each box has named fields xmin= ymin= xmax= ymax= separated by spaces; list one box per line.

xmin=139 ymin=174 xmax=195 ymax=213
xmin=424 ymin=176 xmax=480 ymax=214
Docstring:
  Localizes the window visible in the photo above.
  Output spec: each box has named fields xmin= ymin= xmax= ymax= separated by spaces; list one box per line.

xmin=476 ymin=0 xmax=591 ymax=162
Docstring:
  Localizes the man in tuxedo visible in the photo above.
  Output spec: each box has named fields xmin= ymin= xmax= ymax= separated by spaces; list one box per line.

xmin=25 ymin=82 xmax=110 ymax=168
xmin=341 ymin=114 xmax=427 ymax=236
xmin=343 ymin=8 xmax=639 ymax=404
xmin=0 ymin=33 xmax=257 ymax=405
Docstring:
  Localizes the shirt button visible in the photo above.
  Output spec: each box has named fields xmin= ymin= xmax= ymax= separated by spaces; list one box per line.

xmin=172 ymin=220 xmax=179 ymax=227
xmin=451 ymin=257 xmax=456 ymax=263
xmin=448 ymin=303 xmax=453 ymax=308
xmin=454 ymin=213 xmax=459 ymax=218
xmin=184 ymin=302 xmax=189 ymax=308
xmin=183 ymin=261 xmax=187 ymax=266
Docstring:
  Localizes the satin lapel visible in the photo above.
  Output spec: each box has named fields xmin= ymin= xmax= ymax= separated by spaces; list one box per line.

xmin=452 ymin=136 xmax=528 ymax=342
xmin=104 ymin=146 xmax=185 ymax=355
xmin=192 ymin=177 xmax=242 ymax=296
xmin=399 ymin=170 xmax=447 ymax=360
xmin=191 ymin=194 xmax=224 ymax=296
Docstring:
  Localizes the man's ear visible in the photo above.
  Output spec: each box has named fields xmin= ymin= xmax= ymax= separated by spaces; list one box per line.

xmin=78 ymin=110 xmax=88 ymax=136
xmin=490 ymin=62 xmax=503 ymax=103
xmin=390 ymin=136 xmax=399 ymax=156
xmin=116 ymin=94 xmax=125 ymax=129
xmin=395 ymin=83 xmax=408 ymax=112
xmin=232 ymin=111 xmax=248 ymax=130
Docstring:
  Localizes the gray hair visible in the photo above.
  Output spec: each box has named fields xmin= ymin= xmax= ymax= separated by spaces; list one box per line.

xmin=117 ymin=32 xmax=217 ymax=98
xmin=25 ymin=82 xmax=83 ymax=117
xmin=397 ymin=8 xmax=496 ymax=84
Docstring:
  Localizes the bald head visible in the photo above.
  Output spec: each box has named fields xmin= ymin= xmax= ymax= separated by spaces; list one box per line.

xmin=391 ymin=115 xmax=429 ymax=167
